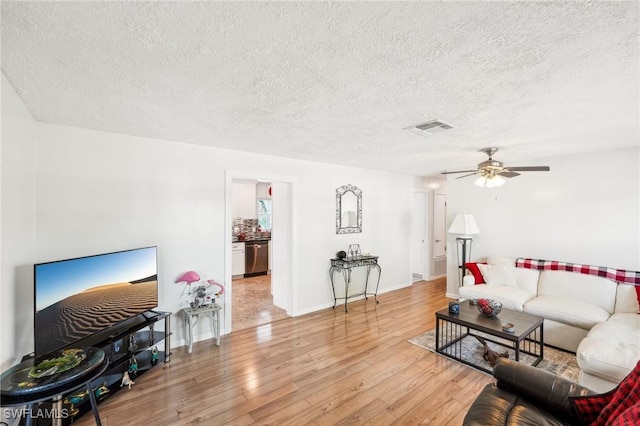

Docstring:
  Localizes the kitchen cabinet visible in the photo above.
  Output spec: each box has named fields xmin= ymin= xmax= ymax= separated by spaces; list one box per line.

xmin=232 ymin=183 xmax=257 ymax=219
xmin=232 ymin=243 xmax=245 ymax=277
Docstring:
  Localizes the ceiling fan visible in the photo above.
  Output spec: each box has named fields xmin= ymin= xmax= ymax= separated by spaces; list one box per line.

xmin=441 ymin=147 xmax=550 ymax=187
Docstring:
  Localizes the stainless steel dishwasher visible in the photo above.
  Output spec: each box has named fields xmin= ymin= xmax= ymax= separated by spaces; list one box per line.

xmin=245 ymin=240 xmax=269 ymax=277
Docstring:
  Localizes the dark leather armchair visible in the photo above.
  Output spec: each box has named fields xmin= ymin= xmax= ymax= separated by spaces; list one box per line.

xmin=464 ymin=358 xmax=594 ymax=425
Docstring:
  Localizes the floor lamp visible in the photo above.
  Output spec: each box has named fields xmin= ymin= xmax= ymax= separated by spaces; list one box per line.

xmin=448 ymin=213 xmax=480 ymax=287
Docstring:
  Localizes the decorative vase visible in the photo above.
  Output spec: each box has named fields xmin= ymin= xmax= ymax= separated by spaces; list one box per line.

xmin=476 ymin=298 xmax=502 ymax=317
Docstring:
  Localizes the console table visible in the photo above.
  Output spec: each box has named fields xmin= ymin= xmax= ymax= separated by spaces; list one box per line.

xmin=329 ymin=255 xmax=381 ymax=312
xmin=181 ymin=303 xmax=221 ymax=353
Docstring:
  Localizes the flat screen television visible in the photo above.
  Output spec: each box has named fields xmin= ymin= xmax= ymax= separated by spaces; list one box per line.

xmin=34 ymin=246 xmax=158 ymax=357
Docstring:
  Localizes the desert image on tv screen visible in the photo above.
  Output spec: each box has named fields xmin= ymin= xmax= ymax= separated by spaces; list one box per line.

xmin=35 ymin=247 xmax=157 ymax=355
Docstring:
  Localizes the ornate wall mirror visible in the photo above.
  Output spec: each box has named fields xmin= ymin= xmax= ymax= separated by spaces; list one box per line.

xmin=336 ymin=184 xmax=362 ymax=234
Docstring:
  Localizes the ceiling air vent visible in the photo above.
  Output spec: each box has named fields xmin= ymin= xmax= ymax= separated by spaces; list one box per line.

xmin=405 ymin=119 xmax=455 ymax=136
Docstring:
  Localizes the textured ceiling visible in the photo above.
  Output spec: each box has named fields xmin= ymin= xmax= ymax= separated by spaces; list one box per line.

xmin=1 ymin=1 xmax=638 ymax=177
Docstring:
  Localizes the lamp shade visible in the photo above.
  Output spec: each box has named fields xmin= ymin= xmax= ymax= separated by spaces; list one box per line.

xmin=448 ymin=213 xmax=480 ymax=236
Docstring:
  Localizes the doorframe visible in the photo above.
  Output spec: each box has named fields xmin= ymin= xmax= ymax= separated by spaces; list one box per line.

xmin=411 ymin=188 xmax=429 ymax=282
xmin=225 ymin=171 xmax=298 ymax=333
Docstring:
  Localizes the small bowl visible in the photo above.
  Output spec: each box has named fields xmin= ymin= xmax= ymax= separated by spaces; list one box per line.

xmin=476 ymin=298 xmax=502 ymax=317
xmin=502 ymin=322 xmax=515 ymax=333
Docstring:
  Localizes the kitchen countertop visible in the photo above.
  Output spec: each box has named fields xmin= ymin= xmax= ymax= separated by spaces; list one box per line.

xmin=233 ymin=237 xmax=271 ymax=243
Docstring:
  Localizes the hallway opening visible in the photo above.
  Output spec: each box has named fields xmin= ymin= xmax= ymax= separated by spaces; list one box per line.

xmin=231 ymin=274 xmax=289 ymax=331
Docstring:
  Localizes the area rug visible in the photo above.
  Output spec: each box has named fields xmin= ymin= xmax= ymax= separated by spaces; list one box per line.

xmin=409 ymin=329 xmax=580 ymax=382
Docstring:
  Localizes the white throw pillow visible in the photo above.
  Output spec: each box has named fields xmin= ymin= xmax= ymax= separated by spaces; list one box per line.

xmin=478 ymin=263 xmax=518 ymax=287
xmin=508 ymin=266 xmax=540 ymax=295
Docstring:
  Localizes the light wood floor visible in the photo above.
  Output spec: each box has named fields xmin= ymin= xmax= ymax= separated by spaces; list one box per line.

xmin=75 ymin=278 xmax=492 ymax=425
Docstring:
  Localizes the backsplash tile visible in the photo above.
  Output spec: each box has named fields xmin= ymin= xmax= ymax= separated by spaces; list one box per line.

xmin=232 ymin=218 xmax=270 ymax=241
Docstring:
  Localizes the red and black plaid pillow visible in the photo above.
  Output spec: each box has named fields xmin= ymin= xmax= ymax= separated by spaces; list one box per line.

xmin=570 ymin=360 xmax=640 ymax=425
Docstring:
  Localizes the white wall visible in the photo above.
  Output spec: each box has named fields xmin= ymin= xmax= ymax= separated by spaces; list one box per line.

xmin=29 ymin=122 xmax=420 ymax=352
xmin=445 ymin=147 xmax=640 ymax=297
xmin=1 ymin=74 xmax=37 ymax=369
xmin=0 ymin=75 xmax=422 ymax=366
xmin=9 ymin=70 xmax=635 ymax=363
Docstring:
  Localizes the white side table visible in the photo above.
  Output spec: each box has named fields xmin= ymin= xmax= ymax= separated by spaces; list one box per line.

xmin=181 ymin=303 xmax=221 ymax=353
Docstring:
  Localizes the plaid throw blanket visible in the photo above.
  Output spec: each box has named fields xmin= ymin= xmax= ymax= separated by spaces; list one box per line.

xmin=516 ymin=258 xmax=640 ymax=285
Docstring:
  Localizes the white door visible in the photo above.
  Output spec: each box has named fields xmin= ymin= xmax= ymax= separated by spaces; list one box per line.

xmin=411 ymin=191 xmax=427 ymax=281
xmin=271 ymin=181 xmax=292 ymax=311
xmin=433 ymin=193 xmax=447 ymax=258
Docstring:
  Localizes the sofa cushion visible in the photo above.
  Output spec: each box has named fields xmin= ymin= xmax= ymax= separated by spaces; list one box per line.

xmin=614 ymin=283 xmax=640 ymax=314
xmin=465 ymin=262 xmax=486 ymax=284
xmin=478 ymin=263 xmax=517 ymax=287
xmin=524 ymin=296 xmax=611 ymax=330
xmin=577 ymin=313 xmax=640 ymax=384
xmin=464 ymin=384 xmax=569 ymax=426
xmin=459 ymin=284 xmax=534 ymax=312
xmin=509 ymin=266 xmax=540 ymax=296
xmin=580 ymin=371 xmax=620 ymax=394
xmin=537 ymin=270 xmax=617 ymax=314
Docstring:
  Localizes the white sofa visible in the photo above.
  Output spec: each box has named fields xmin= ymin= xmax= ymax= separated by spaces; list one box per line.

xmin=459 ymin=256 xmax=640 ymax=393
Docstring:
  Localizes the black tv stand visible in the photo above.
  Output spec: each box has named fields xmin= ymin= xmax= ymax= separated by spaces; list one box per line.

xmin=142 ymin=309 xmax=163 ymax=319
xmin=21 ymin=311 xmax=172 ymax=425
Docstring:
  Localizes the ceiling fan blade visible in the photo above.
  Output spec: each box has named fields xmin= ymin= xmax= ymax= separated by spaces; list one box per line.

xmin=455 ymin=172 xmax=478 ymax=179
xmin=498 ymin=171 xmax=521 ymax=178
xmin=507 ymin=166 xmax=550 ymax=172
xmin=441 ymin=169 xmax=478 ymax=175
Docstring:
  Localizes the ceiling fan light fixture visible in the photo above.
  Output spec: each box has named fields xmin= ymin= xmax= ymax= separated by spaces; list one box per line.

xmin=474 ymin=175 xmax=506 ymax=188
xmin=442 ymin=147 xmax=550 ymax=185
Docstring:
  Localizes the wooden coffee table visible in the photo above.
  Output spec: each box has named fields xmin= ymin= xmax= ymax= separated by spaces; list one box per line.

xmin=435 ymin=301 xmax=544 ymax=374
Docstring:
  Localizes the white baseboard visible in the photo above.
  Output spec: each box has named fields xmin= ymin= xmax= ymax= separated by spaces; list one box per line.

xmin=446 ymin=291 xmax=460 ymax=300
xmin=428 ymin=273 xmax=446 ymax=280
xmin=291 ymin=282 xmax=413 ymax=316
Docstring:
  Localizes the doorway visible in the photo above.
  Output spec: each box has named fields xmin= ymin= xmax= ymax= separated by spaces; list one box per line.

xmin=225 ymin=173 xmax=296 ymax=334
xmin=231 ymin=274 xmax=288 ymax=331
xmin=411 ymin=190 xmax=428 ymax=282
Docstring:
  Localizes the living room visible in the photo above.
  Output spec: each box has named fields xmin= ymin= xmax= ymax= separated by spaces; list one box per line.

xmin=1 ymin=1 xmax=638 ymax=424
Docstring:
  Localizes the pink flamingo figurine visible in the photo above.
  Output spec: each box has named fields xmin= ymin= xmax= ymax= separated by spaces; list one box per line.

xmin=175 ymin=271 xmax=201 ymax=298
xmin=207 ymin=279 xmax=225 ymax=298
